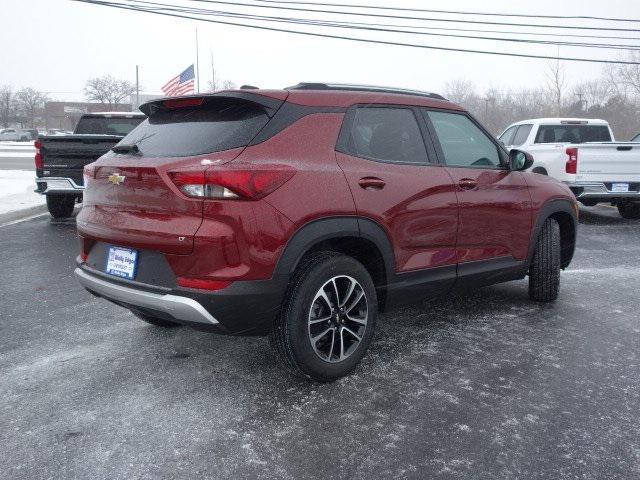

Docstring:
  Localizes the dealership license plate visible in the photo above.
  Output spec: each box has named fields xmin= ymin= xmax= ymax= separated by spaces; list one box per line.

xmin=611 ymin=183 xmax=629 ymax=192
xmin=105 ymin=246 xmax=138 ymax=280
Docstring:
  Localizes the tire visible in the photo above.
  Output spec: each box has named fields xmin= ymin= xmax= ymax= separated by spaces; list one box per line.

xmin=132 ymin=311 xmax=182 ymax=328
xmin=617 ymin=202 xmax=640 ymax=219
xmin=580 ymin=199 xmax=598 ymax=207
xmin=46 ymin=194 xmax=76 ymax=218
xmin=528 ymin=218 xmax=561 ymax=302
xmin=532 ymin=167 xmax=548 ymax=176
xmin=270 ymin=251 xmax=377 ymax=382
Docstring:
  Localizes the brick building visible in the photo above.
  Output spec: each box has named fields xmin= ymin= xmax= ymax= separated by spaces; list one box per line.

xmin=44 ymin=101 xmax=132 ymax=131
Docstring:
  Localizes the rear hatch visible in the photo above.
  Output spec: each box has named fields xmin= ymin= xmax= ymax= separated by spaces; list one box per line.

xmin=78 ymin=93 xmax=287 ymax=255
xmin=575 ymin=143 xmax=640 ymax=184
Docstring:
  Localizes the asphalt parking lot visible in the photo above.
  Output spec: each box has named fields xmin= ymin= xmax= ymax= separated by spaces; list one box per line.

xmin=1 ymin=206 xmax=639 ymax=479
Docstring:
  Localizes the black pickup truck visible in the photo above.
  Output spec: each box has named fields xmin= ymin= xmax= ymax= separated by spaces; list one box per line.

xmin=35 ymin=112 xmax=146 ymax=218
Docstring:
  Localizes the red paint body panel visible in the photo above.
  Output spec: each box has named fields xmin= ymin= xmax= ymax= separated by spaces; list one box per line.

xmin=445 ymin=168 xmax=532 ymax=263
xmin=242 ymin=113 xmax=356 ymax=227
xmin=336 ymin=153 xmax=458 ymax=271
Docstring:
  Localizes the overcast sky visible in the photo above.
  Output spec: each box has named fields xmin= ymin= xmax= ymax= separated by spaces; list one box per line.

xmin=1 ymin=0 xmax=639 ymax=101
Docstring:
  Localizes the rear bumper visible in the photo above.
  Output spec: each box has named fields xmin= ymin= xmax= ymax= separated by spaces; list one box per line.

xmin=75 ymin=264 xmax=288 ymax=335
xmin=565 ymin=181 xmax=640 ymax=201
xmin=75 ymin=267 xmax=219 ymax=325
xmin=35 ymin=177 xmax=84 ymax=195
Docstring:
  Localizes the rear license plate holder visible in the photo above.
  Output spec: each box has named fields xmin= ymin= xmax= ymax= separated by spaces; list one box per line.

xmin=105 ymin=246 xmax=138 ymax=280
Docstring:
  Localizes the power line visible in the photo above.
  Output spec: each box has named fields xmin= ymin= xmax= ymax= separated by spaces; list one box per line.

xmin=252 ymin=0 xmax=640 ymax=24
xmin=185 ymin=0 xmax=640 ymax=33
xmin=119 ymin=0 xmax=640 ymax=51
xmin=72 ymin=0 xmax=640 ymax=64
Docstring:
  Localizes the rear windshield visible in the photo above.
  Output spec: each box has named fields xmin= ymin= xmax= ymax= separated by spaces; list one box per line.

xmin=534 ymin=124 xmax=611 ymax=144
xmin=75 ymin=116 xmax=144 ymax=135
xmin=116 ymin=99 xmax=269 ymax=157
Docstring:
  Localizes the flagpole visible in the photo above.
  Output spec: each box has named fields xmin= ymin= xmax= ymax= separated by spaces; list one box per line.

xmin=195 ymin=27 xmax=200 ymax=93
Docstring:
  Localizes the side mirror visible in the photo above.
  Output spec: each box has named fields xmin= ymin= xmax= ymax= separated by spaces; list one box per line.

xmin=509 ymin=149 xmax=533 ymax=171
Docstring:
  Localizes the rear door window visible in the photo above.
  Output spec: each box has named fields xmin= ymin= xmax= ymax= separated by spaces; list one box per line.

xmin=117 ymin=98 xmax=270 ymax=157
xmin=345 ymin=107 xmax=429 ymax=165
xmin=425 ymin=110 xmax=502 ymax=168
xmin=534 ymin=125 xmax=612 ymax=144
xmin=512 ymin=124 xmax=533 ymax=146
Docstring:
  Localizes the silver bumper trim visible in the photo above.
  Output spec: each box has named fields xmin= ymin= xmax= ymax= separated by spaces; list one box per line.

xmin=74 ymin=267 xmax=219 ymax=325
xmin=564 ymin=182 xmax=640 ymax=199
xmin=36 ymin=177 xmax=85 ymax=194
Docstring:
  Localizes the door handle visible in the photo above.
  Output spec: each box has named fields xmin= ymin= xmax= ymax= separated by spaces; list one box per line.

xmin=358 ymin=177 xmax=386 ymax=190
xmin=458 ymin=178 xmax=477 ymax=190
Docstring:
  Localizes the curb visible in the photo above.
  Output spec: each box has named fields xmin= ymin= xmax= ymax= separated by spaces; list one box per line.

xmin=0 ymin=204 xmax=48 ymax=227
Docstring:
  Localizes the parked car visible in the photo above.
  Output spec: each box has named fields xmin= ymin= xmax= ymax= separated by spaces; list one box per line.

xmin=631 ymin=133 xmax=640 ymax=142
xmin=0 ymin=128 xmax=33 ymax=141
xmin=75 ymin=84 xmax=578 ymax=381
xmin=35 ymin=112 xmax=146 ymax=218
xmin=499 ymin=118 xmax=640 ymax=218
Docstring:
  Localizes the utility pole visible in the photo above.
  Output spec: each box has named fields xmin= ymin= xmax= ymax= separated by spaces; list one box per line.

xmin=135 ymin=65 xmax=139 ymax=110
xmin=195 ymin=27 xmax=200 ymax=93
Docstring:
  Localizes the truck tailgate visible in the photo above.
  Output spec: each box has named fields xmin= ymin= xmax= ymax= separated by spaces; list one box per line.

xmin=39 ymin=135 xmax=123 ymax=185
xmin=576 ymin=143 xmax=640 ymax=183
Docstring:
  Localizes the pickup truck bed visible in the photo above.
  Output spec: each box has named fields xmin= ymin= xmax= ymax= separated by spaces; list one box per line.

xmin=34 ymin=111 xmax=145 ymax=218
xmin=35 ymin=134 xmax=124 ymax=195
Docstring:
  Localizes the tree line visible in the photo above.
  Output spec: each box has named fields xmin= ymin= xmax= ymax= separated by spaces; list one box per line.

xmin=444 ymin=56 xmax=640 ymax=141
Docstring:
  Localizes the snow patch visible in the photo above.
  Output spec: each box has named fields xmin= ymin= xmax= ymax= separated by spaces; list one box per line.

xmin=0 ymin=170 xmax=44 ymax=215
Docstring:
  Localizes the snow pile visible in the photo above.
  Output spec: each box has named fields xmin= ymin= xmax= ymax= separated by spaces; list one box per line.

xmin=0 ymin=170 xmax=44 ymax=215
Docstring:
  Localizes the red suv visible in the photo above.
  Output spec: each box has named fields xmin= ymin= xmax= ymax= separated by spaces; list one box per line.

xmin=75 ymin=83 xmax=578 ymax=381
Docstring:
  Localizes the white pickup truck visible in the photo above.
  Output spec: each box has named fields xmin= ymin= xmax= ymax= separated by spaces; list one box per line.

xmin=499 ymin=118 xmax=640 ymax=219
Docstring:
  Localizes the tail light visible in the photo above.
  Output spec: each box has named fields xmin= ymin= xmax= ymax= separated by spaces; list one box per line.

xmin=176 ymin=277 xmax=232 ymax=290
xmin=566 ymin=147 xmax=578 ymax=174
xmin=83 ymin=163 xmax=96 ymax=187
xmin=168 ymin=164 xmax=295 ymax=200
xmin=78 ymin=236 xmax=94 ymax=262
xmin=34 ymin=139 xmax=42 ymax=169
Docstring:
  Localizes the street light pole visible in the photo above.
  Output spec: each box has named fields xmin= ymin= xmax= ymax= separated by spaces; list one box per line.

xmin=135 ymin=65 xmax=139 ymax=110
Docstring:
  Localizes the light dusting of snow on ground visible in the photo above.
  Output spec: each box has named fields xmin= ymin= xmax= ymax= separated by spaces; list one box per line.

xmin=0 ymin=170 xmax=43 ymax=215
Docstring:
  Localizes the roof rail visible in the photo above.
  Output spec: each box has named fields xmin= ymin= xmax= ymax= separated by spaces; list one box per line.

xmin=286 ymin=82 xmax=446 ymax=100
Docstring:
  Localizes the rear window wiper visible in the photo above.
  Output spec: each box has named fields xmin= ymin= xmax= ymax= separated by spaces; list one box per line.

xmin=112 ymin=143 xmax=141 ymax=155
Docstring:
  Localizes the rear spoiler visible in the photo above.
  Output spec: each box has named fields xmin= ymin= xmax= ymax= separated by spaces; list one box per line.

xmin=139 ymin=91 xmax=288 ymax=118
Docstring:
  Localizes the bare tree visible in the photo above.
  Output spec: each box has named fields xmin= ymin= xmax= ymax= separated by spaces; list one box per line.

xmin=0 ymin=86 xmax=16 ymax=128
xmin=545 ymin=59 xmax=566 ymax=116
xmin=84 ymin=75 xmax=135 ymax=107
xmin=221 ymin=80 xmax=236 ymax=90
xmin=15 ymin=87 xmax=48 ymax=128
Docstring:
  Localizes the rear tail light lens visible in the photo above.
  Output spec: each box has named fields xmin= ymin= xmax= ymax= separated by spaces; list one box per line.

xmin=177 ymin=277 xmax=232 ymax=290
xmin=34 ymin=139 xmax=42 ymax=169
xmin=83 ymin=164 xmax=96 ymax=186
xmin=566 ymin=147 xmax=578 ymax=174
xmin=169 ymin=165 xmax=295 ymax=200
xmin=78 ymin=236 xmax=94 ymax=262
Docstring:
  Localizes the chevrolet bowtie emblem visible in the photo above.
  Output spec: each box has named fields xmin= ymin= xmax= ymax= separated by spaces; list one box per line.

xmin=108 ymin=173 xmax=126 ymax=185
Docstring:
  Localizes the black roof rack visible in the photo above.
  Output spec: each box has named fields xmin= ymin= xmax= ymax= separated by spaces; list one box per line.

xmin=286 ymin=82 xmax=446 ymax=100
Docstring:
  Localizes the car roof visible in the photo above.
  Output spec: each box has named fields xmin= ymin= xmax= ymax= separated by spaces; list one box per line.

xmin=507 ymin=118 xmax=609 ymax=127
xmin=82 ymin=112 xmax=146 ymax=117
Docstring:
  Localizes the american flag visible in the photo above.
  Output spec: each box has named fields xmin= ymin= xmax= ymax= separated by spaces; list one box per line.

xmin=161 ymin=64 xmax=195 ymax=96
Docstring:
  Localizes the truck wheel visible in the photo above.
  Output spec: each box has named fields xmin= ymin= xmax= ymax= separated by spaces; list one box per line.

xmin=270 ymin=251 xmax=377 ymax=382
xmin=528 ymin=218 xmax=561 ymax=302
xmin=532 ymin=167 xmax=548 ymax=176
xmin=46 ymin=194 xmax=76 ymax=218
xmin=580 ymin=199 xmax=598 ymax=207
xmin=617 ymin=202 xmax=640 ymax=219
xmin=132 ymin=311 xmax=182 ymax=328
